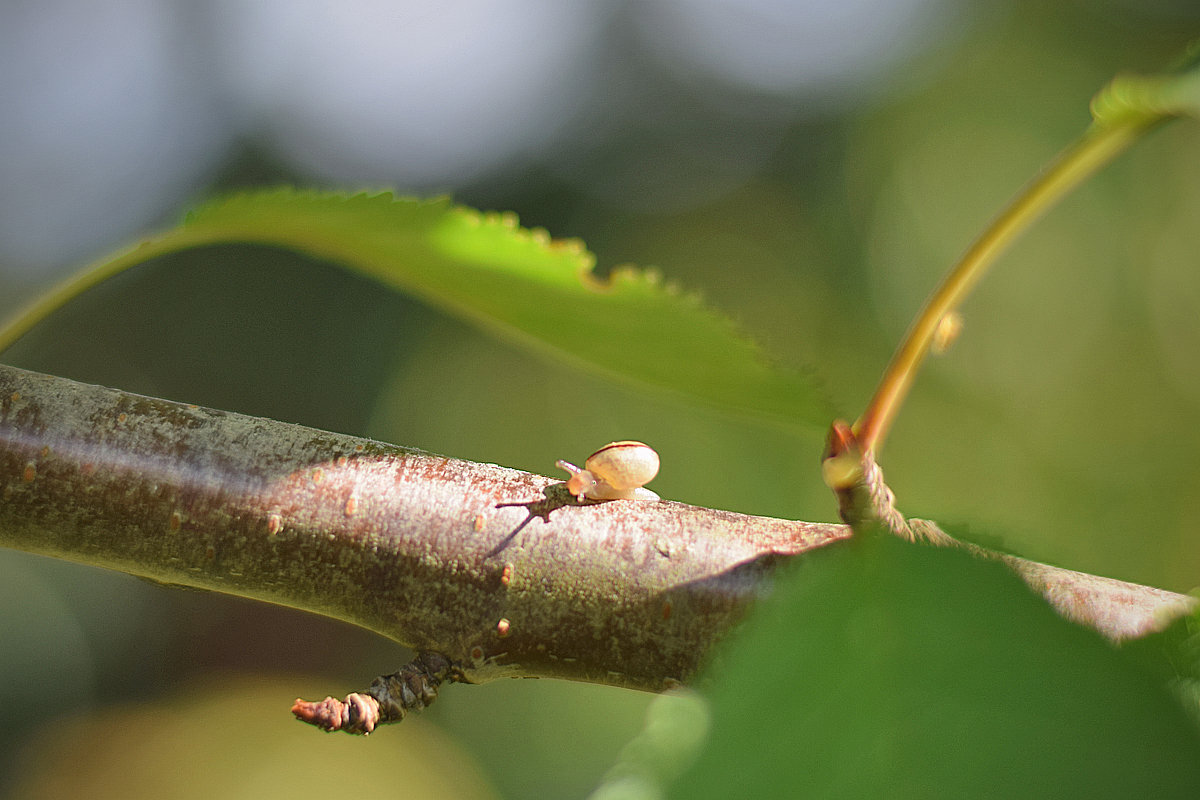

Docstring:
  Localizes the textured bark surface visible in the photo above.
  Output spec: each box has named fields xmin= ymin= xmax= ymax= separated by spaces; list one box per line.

xmin=0 ymin=363 xmax=847 ymax=690
xmin=0 ymin=363 xmax=1193 ymax=696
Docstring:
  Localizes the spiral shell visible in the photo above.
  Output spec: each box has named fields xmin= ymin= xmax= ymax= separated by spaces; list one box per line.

xmin=557 ymin=441 xmax=660 ymax=501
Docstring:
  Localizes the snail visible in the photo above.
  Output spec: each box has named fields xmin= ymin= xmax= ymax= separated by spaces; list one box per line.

xmin=556 ymin=441 xmax=660 ymax=502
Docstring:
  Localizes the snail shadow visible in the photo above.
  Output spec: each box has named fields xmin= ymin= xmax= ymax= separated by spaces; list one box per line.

xmin=489 ymin=482 xmax=593 ymax=557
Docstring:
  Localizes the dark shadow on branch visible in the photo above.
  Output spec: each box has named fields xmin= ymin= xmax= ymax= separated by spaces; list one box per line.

xmin=489 ymin=483 xmax=591 ymax=557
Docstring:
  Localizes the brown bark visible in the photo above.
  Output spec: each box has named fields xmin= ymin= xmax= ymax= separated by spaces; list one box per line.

xmin=0 ymin=363 xmax=1192 ymax=700
xmin=0 ymin=363 xmax=846 ymax=691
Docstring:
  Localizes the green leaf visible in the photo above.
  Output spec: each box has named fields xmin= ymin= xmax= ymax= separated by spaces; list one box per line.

xmin=0 ymin=190 xmax=831 ymax=429
xmin=1121 ymin=602 xmax=1200 ymax=728
xmin=588 ymin=691 xmax=711 ymax=800
xmin=1091 ymin=40 xmax=1200 ymax=124
xmin=668 ymin=534 xmax=1200 ymax=799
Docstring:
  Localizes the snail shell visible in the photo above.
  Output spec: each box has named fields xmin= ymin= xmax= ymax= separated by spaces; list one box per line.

xmin=556 ymin=441 xmax=660 ymax=501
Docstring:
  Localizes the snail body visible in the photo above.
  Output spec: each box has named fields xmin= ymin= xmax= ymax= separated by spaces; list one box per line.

xmin=556 ymin=441 xmax=660 ymax=502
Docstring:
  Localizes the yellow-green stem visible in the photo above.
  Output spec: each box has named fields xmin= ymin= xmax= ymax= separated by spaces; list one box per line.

xmin=0 ymin=232 xmax=220 ymax=354
xmin=853 ymin=115 xmax=1164 ymax=455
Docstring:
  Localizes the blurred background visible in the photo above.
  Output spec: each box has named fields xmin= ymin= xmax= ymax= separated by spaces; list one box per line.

xmin=1 ymin=0 xmax=1198 ymax=797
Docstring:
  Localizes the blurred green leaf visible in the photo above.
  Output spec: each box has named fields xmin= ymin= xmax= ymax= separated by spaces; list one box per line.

xmin=588 ymin=691 xmax=711 ymax=800
xmin=1091 ymin=40 xmax=1200 ymax=124
xmin=0 ymin=190 xmax=831 ymax=429
xmin=668 ymin=534 xmax=1200 ymax=799
xmin=1121 ymin=602 xmax=1200 ymax=728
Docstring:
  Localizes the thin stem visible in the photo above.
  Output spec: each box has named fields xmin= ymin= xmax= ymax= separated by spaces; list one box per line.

xmin=854 ymin=116 xmax=1163 ymax=454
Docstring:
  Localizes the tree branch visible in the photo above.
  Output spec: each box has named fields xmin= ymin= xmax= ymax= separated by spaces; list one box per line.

xmin=0 ymin=363 xmax=847 ymax=692
xmin=1 ymin=363 xmax=1193 ymax=730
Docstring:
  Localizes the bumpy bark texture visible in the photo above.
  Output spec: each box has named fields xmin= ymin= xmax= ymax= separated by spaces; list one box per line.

xmin=0 ymin=364 xmax=847 ymax=690
xmin=0 ymin=364 xmax=1192 ymax=697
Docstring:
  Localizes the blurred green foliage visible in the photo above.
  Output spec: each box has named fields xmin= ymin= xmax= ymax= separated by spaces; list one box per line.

xmin=671 ymin=534 xmax=1200 ymax=798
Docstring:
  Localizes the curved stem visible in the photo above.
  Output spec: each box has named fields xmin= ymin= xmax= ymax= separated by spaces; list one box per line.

xmin=854 ymin=116 xmax=1164 ymax=454
xmin=0 ymin=232 xmax=213 ymax=354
